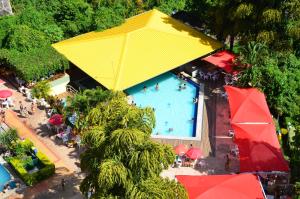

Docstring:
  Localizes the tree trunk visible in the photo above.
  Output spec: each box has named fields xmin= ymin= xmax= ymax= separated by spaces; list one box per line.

xmin=229 ymin=35 xmax=235 ymax=51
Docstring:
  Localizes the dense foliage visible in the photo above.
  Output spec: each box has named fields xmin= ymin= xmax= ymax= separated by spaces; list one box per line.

xmin=8 ymin=149 xmax=55 ymax=186
xmin=0 ymin=0 xmax=187 ymax=82
xmin=0 ymin=129 xmax=55 ymax=186
xmin=31 ymin=80 xmax=51 ymax=99
xmin=235 ymin=41 xmax=300 ymax=198
xmin=75 ymin=90 xmax=187 ymax=198
xmin=186 ymin=0 xmax=300 ymax=52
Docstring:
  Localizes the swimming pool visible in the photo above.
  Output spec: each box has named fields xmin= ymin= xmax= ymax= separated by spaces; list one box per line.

xmin=126 ymin=72 xmax=198 ymax=137
xmin=0 ymin=164 xmax=11 ymax=191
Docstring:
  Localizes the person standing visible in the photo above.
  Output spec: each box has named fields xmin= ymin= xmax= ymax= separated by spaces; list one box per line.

xmin=23 ymin=107 xmax=28 ymax=118
xmin=0 ymin=109 xmax=5 ymax=124
xmin=61 ymin=178 xmax=65 ymax=191
xmin=30 ymin=102 xmax=36 ymax=115
xmin=19 ymin=101 xmax=23 ymax=112
xmin=225 ymin=154 xmax=231 ymax=171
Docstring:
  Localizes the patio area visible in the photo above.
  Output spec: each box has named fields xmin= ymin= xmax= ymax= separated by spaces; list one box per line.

xmin=161 ymin=67 xmax=239 ymax=178
xmin=0 ymin=76 xmax=84 ymax=198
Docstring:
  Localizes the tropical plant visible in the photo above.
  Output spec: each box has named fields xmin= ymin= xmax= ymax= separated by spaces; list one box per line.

xmin=79 ymin=90 xmax=186 ymax=198
xmin=0 ymin=129 xmax=18 ymax=150
xmin=186 ymin=0 xmax=300 ymax=50
xmin=31 ymin=80 xmax=51 ymax=99
xmin=64 ymin=87 xmax=112 ymax=116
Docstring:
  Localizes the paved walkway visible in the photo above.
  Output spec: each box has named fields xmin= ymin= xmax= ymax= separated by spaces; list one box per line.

xmin=0 ymin=77 xmax=83 ymax=199
xmin=5 ymin=110 xmax=62 ymax=167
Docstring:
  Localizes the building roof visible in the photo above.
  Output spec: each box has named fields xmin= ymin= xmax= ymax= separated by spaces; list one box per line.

xmin=52 ymin=9 xmax=222 ymax=90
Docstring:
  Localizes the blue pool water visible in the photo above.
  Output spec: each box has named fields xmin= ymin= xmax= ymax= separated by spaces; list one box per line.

xmin=0 ymin=164 xmax=11 ymax=191
xmin=126 ymin=72 xmax=198 ymax=137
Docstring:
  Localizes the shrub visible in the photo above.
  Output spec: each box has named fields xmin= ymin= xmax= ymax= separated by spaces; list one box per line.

xmin=31 ymin=80 xmax=51 ymax=99
xmin=8 ymin=150 xmax=55 ymax=186
xmin=0 ymin=47 xmax=69 ymax=82
xmin=0 ymin=129 xmax=18 ymax=150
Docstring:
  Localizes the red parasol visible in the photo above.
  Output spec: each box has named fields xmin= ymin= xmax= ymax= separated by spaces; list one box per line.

xmin=0 ymin=79 xmax=5 ymax=85
xmin=174 ymin=144 xmax=188 ymax=155
xmin=48 ymin=114 xmax=63 ymax=126
xmin=186 ymin=147 xmax=203 ymax=160
xmin=0 ymin=89 xmax=13 ymax=99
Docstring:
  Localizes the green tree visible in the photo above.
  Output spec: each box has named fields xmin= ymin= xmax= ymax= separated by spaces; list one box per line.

xmin=0 ymin=15 xmax=17 ymax=48
xmin=236 ymin=44 xmax=300 ymax=121
xmin=18 ymin=6 xmax=64 ymax=42
xmin=5 ymin=25 xmax=49 ymax=52
xmin=186 ymin=0 xmax=299 ymax=50
xmin=0 ymin=47 xmax=68 ymax=82
xmin=53 ymin=0 xmax=94 ymax=37
xmin=79 ymin=90 xmax=186 ymax=198
xmin=290 ymin=126 xmax=300 ymax=197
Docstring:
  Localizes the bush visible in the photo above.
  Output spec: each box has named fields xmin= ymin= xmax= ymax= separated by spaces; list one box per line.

xmin=0 ymin=129 xmax=18 ymax=150
xmin=31 ymin=80 xmax=51 ymax=99
xmin=0 ymin=47 xmax=69 ymax=82
xmin=8 ymin=150 xmax=55 ymax=186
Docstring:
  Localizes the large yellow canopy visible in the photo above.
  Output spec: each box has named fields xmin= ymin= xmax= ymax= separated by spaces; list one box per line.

xmin=52 ymin=9 xmax=222 ymax=90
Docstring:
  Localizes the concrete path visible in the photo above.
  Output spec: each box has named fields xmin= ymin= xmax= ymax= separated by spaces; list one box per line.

xmin=0 ymin=77 xmax=83 ymax=199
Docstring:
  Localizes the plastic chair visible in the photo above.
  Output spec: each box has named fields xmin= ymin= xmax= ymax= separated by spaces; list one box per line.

xmin=228 ymin=130 xmax=234 ymax=137
xmin=230 ymin=145 xmax=239 ymax=157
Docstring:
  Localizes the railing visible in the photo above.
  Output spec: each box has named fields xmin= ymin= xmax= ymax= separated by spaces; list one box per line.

xmin=66 ymin=85 xmax=78 ymax=95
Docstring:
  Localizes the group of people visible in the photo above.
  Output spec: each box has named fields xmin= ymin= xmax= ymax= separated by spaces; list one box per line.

xmin=178 ymin=73 xmax=188 ymax=91
xmin=19 ymin=101 xmax=36 ymax=118
xmin=143 ymin=83 xmax=160 ymax=92
xmin=1 ymin=97 xmax=14 ymax=108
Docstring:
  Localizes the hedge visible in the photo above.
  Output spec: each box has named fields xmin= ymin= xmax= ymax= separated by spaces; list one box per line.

xmin=8 ymin=151 xmax=55 ymax=186
xmin=0 ymin=46 xmax=69 ymax=82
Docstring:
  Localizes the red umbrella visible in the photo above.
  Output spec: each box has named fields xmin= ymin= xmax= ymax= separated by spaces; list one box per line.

xmin=48 ymin=114 xmax=63 ymax=126
xmin=186 ymin=147 xmax=203 ymax=160
xmin=0 ymin=79 xmax=5 ymax=85
xmin=174 ymin=144 xmax=188 ymax=155
xmin=0 ymin=89 xmax=13 ymax=99
xmin=176 ymin=174 xmax=265 ymax=199
xmin=224 ymin=86 xmax=273 ymax=123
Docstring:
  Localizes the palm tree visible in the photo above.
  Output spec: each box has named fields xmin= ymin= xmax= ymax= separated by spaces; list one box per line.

xmin=78 ymin=90 xmax=185 ymax=198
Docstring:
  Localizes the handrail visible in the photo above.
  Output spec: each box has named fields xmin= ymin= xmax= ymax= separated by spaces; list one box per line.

xmin=66 ymin=85 xmax=78 ymax=95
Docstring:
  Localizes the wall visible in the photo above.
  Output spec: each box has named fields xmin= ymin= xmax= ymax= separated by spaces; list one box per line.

xmin=49 ymin=73 xmax=70 ymax=96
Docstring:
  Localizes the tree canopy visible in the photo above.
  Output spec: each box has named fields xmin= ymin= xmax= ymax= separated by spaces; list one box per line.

xmin=0 ymin=0 xmax=187 ymax=82
xmin=186 ymin=0 xmax=300 ymax=51
xmin=77 ymin=90 xmax=187 ymax=198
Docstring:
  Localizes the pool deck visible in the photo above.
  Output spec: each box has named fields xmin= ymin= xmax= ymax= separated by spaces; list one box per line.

xmin=160 ymin=71 xmax=239 ymax=179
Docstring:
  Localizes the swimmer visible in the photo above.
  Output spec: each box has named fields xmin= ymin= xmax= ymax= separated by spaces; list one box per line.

xmin=179 ymin=85 xmax=182 ymax=91
xmin=143 ymin=85 xmax=147 ymax=92
xmin=155 ymin=83 xmax=159 ymax=91
xmin=169 ymin=128 xmax=174 ymax=132
xmin=193 ymin=97 xmax=198 ymax=103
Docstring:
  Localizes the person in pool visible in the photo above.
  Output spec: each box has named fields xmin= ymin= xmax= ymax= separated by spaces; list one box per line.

xmin=155 ymin=83 xmax=159 ymax=91
xmin=143 ymin=85 xmax=147 ymax=92
xmin=193 ymin=97 xmax=198 ymax=103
